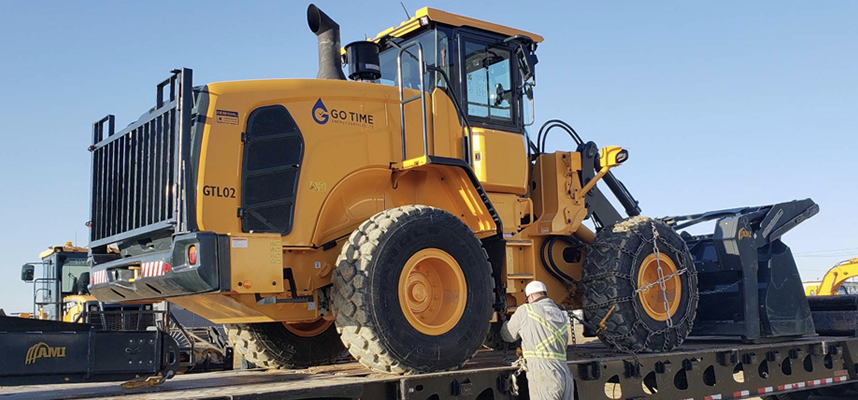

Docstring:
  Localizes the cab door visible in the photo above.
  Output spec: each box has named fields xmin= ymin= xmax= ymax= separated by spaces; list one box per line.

xmin=457 ymin=32 xmax=527 ymax=195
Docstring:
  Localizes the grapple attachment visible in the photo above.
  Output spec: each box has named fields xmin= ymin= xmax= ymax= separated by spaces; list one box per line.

xmin=662 ymin=199 xmax=819 ymax=342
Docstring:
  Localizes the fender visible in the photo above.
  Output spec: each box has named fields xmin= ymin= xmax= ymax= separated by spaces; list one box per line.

xmin=311 ymin=163 xmax=500 ymax=246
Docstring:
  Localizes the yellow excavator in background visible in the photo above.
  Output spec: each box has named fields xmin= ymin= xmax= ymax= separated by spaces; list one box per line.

xmin=805 ymin=258 xmax=858 ymax=296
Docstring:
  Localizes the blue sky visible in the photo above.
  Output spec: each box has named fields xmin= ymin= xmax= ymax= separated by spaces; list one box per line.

xmin=0 ymin=1 xmax=855 ymax=313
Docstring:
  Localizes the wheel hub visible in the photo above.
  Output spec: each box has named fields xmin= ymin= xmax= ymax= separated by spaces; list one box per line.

xmin=283 ymin=319 xmax=333 ymax=338
xmin=399 ymin=249 xmax=467 ymax=336
xmin=407 ymin=273 xmax=432 ymax=312
xmin=637 ymin=252 xmax=682 ymax=321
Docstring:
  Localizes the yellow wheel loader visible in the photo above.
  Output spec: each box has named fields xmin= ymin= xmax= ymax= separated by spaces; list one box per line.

xmin=20 ymin=243 xmax=94 ymax=322
xmin=86 ymin=4 xmax=817 ymax=374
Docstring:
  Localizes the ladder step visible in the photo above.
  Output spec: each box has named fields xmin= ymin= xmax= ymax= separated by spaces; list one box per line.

xmin=392 ymin=156 xmax=429 ymax=170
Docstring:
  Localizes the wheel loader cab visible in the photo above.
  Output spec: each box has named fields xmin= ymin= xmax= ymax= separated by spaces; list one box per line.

xmin=21 ymin=244 xmax=92 ymax=322
xmin=372 ymin=19 xmax=537 ymax=195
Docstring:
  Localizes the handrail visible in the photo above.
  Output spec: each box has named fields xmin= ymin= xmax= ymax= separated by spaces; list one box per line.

xmin=396 ymin=42 xmax=429 ymax=161
xmin=32 ymin=277 xmax=60 ymax=320
xmin=426 ymin=66 xmax=473 ymax=166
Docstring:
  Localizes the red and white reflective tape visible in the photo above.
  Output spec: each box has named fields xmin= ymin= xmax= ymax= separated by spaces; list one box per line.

xmin=704 ymin=394 xmax=722 ymax=400
xmin=756 ymin=386 xmax=773 ymax=394
xmin=91 ymin=270 xmax=108 ymax=285
xmin=725 ymin=372 xmax=851 ymax=399
xmin=777 ymin=382 xmax=806 ymax=391
xmin=807 ymin=377 xmax=834 ymax=387
xmin=141 ymin=261 xmax=168 ymax=278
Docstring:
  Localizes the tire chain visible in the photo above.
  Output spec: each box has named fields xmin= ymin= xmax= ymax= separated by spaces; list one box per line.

xmin=583 ymin=218 xmax=699 ymax=354
xmin=699 ymin=280 xmax=742 ymax=295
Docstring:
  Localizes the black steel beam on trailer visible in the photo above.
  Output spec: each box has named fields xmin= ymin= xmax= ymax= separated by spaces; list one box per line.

xmin=6 ymin=336 xmax=858 ymax=400
xmin=0 ymin=316 xmax=183 ymax=387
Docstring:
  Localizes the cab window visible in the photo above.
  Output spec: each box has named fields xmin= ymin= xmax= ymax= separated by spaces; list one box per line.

xmin=60 ymin=256 xmax=89 ymax=294
xmin=377 ymin=29 xmax=450 ymax=91
xmin=461 ymin=39 xmax=515 ymax=125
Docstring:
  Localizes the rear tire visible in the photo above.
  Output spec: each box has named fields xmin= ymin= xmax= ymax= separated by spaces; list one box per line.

xmin=225 ymin=320 xmax=345 ymax=368
xmin=333 ymin=205 xmax=494 ymax=374
xmin=581 ymin=216 xmax=698 ymax=352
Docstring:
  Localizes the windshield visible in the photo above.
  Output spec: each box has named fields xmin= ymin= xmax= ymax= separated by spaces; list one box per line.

xmin=59 ymin=255 xmax=89 ymax=294
xmin=377 ymin=29 xmax=450 ymax=91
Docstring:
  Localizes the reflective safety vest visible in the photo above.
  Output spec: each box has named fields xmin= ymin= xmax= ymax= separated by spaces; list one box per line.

xmin=501 ymin=298 xmax=570 ymax=362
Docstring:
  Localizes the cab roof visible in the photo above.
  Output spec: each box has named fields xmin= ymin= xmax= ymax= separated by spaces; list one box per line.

xmin=39 ymin=242 xmax=88 ymax=259
xmin=372 ymin=7 xmax=544 ymax=43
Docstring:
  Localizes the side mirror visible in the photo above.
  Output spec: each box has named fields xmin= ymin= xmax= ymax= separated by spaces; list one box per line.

xmin=515 ymin=43 xmax=538 ymax=83
xmin=21 ymin=264 xmax=35 ymax=282
xmin=523 ymin=83 xmax=535 ymax=126
xmin=505 ymin=35 xmax=538 ymax=83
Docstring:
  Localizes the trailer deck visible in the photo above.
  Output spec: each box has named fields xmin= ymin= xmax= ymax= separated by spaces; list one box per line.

xmin=3 ymin=335 xmax=858 ymax=400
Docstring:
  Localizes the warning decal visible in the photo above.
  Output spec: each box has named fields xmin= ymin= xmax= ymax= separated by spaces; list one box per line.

xmin=216 ymin=110 xmax=239 ymax=125
xmin=309 ymin=181 xmax=327 ymax=192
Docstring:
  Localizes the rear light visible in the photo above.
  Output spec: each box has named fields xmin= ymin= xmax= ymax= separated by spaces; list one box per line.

xmin=187 ymin=245 xmax=197 ymax=265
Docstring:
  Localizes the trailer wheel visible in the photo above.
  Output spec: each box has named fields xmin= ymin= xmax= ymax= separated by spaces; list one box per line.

xmin=333 ymin=205 xmax=494 ymax=374
xmin=225 ymin=320 xmax=345 ymax=368
xmin=581 ymin=216 xmax=698 ymax=352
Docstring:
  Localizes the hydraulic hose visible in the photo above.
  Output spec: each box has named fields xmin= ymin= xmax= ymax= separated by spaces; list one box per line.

xmin=536 ymin=119 xmax=583 ymax=154
xmin=539 ymin=236 xmax=587 ymax=287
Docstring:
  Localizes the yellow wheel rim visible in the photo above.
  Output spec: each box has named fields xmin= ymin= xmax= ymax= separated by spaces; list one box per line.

xmin=283 ymin=319 xmax=333 ymax=338
xmin=637 ymin=253 xmax=682 ymax=321
xmin=399 ymin=249 xmax=467 ymax=336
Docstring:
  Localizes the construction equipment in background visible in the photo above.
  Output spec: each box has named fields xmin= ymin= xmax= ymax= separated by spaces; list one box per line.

xmin=17 ymin=243 xmax=233 ymax=373
xmin=84 ymin=3 xmax=816 ymax=376
xmin=20 ymin=242 xmax=93 ymax=322
xmin=804 ymin=257 xmax=858 ymax=296
xmin=798 ymin=257 xmax=858 ymax=338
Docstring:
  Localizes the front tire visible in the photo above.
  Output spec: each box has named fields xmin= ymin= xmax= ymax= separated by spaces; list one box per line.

xmin=581 ymin=216 xmax=698 ymax=352
xmin=333 ymin=205 xmax=494 ymax=374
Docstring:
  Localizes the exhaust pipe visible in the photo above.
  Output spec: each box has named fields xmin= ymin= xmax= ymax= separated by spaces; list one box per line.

xmin=307 ymin=4 xmax=346 ymax=80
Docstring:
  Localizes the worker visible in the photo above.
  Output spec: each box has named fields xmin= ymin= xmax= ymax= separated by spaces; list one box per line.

xmin=501 ymin=281 xmax=575 ymax=400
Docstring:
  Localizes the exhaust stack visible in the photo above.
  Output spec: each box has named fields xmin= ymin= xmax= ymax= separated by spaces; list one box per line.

xmin=307 ymin=4 xmax=347 ymax=80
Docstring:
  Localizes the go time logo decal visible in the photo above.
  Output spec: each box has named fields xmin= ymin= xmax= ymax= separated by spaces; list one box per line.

xmin=311 ymin=98 xmax=374 ymax=129
xmin=312 ymin=98 xmax=329 ymax=125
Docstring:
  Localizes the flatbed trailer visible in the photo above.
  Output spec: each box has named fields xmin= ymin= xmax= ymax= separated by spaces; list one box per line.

xmin=4 ymin=335 xmax=858 ymax=400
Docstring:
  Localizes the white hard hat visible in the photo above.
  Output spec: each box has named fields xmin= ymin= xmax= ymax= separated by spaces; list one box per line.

xmin=525 ymin=281 xmax=548 ymax=297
